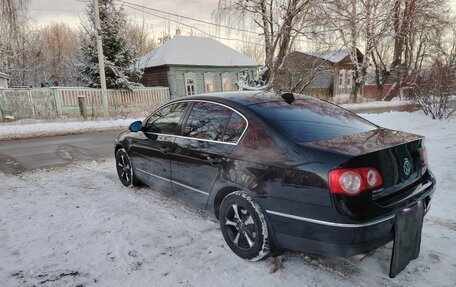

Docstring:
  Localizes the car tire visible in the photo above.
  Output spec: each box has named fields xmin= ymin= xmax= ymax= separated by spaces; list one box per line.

xmin=219 ymin=191 xmax=270 ymax=261
xmin=115 ymin=148 xmax=140 ymax=187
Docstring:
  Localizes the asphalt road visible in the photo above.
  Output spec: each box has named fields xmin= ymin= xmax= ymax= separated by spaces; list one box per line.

xmin=0 ymin=130 xmax=121 ymax=174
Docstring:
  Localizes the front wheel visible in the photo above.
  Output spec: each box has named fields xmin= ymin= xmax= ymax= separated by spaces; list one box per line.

xmin=115 ymin=148 xmax=140 ymax=187
xmin=219 ymin=191 xmax=270 ymax=261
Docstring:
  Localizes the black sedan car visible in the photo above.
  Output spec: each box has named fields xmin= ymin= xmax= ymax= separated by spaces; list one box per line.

xmin=114 ymin=91 xmax=435 ymax=266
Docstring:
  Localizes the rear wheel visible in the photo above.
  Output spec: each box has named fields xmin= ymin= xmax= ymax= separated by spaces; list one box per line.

xmin=219 ymin=191 xmax=269 ymax=261
xmin=115 ymin=148 xmax=140 ymax=187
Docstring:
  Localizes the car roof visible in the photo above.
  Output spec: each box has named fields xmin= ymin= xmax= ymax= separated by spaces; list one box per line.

xmin=170 ymin=91 xmax=315 ymax=106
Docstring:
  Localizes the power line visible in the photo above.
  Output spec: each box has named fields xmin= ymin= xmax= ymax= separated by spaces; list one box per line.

xmin=116 ymin=0 xmax=261 ymax=36
xmin=124 ymin=3 xmax=323 ymax=47
xmin=123 ymin=4 xmax=268 ymax=47
xmin=29 ymin=8 xmax=83 ymax=12
xmin=118 ymin=0 xmax=332 ymax=45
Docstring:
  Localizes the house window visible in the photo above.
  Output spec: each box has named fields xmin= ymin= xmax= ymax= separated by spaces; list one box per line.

xmin=184 ymin=73 xmax=196 ymax=96
xmin=346 ymin=70 xmax=354 ymax=88
xmin=338 ymin=69 xmax=346 ymax=88
xmin=222 ymin=73 xmax=231 ymax=92
xmin=204 ymin=72 xmax=214 ymax=93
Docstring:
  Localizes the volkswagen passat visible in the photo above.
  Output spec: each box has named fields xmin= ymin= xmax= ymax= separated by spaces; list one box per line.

xmin=114 ymin=92 xmax=435 ymax=262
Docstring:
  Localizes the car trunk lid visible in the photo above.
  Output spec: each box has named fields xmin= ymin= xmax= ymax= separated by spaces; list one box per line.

xmin=303 ymin=128 xmax=430 ymax=219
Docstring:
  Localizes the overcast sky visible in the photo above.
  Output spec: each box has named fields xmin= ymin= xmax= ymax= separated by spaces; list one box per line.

xmin=28 ymin=0 xmax=218 ymax=29
xmin=28 ymin=0 xmax=456 ymax=27
xmin=26 ymin=0 xmax=456 ymax=52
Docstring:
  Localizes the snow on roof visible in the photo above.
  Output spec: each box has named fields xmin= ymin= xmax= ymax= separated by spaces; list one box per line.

xmin=137 ymin=36 xmax=259 ymax=68
xmin=305 ymin=48 xmax=353 ymax=63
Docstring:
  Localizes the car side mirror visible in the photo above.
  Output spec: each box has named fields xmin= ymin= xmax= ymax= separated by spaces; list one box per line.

xmin=129 ymin=121 xmax=142 ymax=132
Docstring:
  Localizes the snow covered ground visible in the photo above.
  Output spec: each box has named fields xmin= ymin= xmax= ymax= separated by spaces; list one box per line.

xmin=0 ymin=111 xmax=455 ymax=287
xmin=342 ymin=100 xmax=413 ymax=110
xmin=0 ymin=118 xmax=140 ymax=141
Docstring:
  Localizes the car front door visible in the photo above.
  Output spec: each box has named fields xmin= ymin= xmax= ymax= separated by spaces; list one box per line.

xmin=170 ymin=101 xmax=247 ymax=208
xmin=130 ymin=102 xmax=189 ymax=194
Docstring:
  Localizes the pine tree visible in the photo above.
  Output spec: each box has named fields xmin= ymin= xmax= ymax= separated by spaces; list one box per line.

xmin=78 ymin=0 xmax=142 ymax=89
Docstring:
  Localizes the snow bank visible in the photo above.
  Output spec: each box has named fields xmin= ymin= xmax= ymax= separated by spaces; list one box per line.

xmin=342 ymin=100 xmax=413 ymax=109
xmin=0 ymin=111 xmax=455 ymax=286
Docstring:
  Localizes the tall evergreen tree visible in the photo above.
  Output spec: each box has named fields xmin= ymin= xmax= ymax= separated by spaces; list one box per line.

xmin=78 ymin=0 xmax=142 ymax=89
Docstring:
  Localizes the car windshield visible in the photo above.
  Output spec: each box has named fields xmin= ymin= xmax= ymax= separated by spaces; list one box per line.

xmin=249 ymin=98 xmax=377 ymax=142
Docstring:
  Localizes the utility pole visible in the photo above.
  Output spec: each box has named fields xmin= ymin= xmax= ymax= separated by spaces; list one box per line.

xmin=93 ymin=0 xmax=109 ymax=119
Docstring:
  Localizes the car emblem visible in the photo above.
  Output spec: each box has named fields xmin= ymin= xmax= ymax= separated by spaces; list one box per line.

xmin=403 ymin=158 xmax=411 ymax=176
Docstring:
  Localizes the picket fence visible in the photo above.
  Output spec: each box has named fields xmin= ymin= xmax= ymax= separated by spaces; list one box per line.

xmin=0 ymin=87 xmax=170 ymax=121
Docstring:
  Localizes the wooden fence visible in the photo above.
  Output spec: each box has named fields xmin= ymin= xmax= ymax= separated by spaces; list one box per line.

xmin=0 ymin=87 xmax=170 ymax=121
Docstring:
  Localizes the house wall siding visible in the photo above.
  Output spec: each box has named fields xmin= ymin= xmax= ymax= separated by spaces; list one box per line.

xmin=141 ymin=66 xmax=170 ymax=87
xmin=167 ymin=66 xmax=256 ymax=98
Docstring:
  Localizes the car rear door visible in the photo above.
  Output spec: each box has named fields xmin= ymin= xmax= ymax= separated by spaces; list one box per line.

xmin=170 ymin=101 xmax=247 ymax=208
xmin=130 ymin=102 xmax=189 ymax=194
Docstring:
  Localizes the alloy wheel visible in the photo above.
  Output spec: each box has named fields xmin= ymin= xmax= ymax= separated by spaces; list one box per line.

xmin=224 ymin=203 xmax=257 ymax=250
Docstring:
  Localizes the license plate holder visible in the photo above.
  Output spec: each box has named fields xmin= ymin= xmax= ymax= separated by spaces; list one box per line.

xmin=389 ymin=200 xmax=425 ymax=278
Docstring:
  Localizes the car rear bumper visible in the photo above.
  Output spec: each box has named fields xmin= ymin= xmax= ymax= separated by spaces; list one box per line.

xmin=266 ymin=177 xmax=435 ymax=257
xmin=267 ymin=211 xmax=396 ymax=257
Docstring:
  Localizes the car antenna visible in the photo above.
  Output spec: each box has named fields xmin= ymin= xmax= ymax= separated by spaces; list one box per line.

xmin=281 ymin=92 xmax=295 ymax=104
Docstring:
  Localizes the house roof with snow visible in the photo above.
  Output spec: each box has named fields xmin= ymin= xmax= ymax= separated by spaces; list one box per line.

xmin=137 ymin=36 xmax=259 ymax=69
xmin=304 ymin=48 xmax=359 ymax=63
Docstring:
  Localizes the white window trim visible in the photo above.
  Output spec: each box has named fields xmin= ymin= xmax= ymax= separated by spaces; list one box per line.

xmin=184 ymin=72 xmax=197 ymax=96
xmin=338 ymin=69 xmax=346 ymax=88
xmin=222 ymin=72 xmax=231 ymax=92
xmin=203 ymin=72 xmax=215 ymax=93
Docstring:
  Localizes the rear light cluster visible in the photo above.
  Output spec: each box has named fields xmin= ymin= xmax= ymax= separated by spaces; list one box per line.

xmin=328 ymin=167 xmax=383 ymax=196
xmin=420 ymin=147 xmax=428 ymax=168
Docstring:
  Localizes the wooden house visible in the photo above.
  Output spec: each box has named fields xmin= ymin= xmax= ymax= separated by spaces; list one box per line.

xmin=137 ymin=36 xmax=259 ymax=98
xmin=274 ymin=48 xmax=363 ymax=101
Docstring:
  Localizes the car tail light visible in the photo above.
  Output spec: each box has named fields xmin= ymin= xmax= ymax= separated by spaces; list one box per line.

xmin=420 ymin=147 xmax=428 ymax=168
xmin=328 ymin=167 xmax=383 ymax=196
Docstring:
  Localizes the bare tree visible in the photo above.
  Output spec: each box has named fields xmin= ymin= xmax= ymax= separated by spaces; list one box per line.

xmin=415 ymin=63 xmax=456 ymax=120
xmin=319 ymin=0 xmax=395 ymax=102
xmin=0 ymin=0 xmax=28 ymax=32
xmin=39 ymin=23 xmax=79 ymax=86
xmin=0 ymin=0 xmax=29 ymax=71
xmin=235 ymin=35 xmax=265 ymax=64
xmin=215 ymin=0 xmax=315 ymax=86
xmin=386 ymin=0 xmax=449 ymax=100
xmin=125 ymin=20 xmax=157 ymax=57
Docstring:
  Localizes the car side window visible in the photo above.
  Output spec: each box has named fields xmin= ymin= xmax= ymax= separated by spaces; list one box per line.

xmin=144 ymin=102 xmax=188 ymax=135
xmin=223 ymin=112 xmax=247 ymax=143
xmin=183 ymin=102 xmax=232 ymax=141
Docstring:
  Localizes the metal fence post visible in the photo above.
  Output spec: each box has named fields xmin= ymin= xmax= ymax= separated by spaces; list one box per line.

xmin=52 ymin=87 xmax=62 ymax=117
xmin=27 ymin=89 xmax=36 ymax=119
xmin=78 ymin=95 xmax=88 ymax=120
xmin=0 ymin=89 xmax=4 ymax=120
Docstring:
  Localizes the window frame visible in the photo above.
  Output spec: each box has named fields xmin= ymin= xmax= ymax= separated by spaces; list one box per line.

xmin=143 ymin=100 xmax=249 ymax=146
xmin=203 ymin=72 xmax=215 ymax=93
xmin=143 ymin=102 xmax=190 ymax=136
xmin=338 ymin=69 xmax=345 ymax=88
xmin=221 ymin=72 xmax=231 ymax=92
xmin=184 ymin=72 xmax=197 ymax=96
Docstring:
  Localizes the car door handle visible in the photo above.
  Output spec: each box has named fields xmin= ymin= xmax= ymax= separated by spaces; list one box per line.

xmin=160 ymin=146 xmax=171 ymax=154
xmin=207 ymin=156 xmax=222 ymax=166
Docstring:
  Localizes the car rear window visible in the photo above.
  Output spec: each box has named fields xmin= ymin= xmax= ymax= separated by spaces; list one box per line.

xmin=249 ymin=99 xmax=377 ymax=142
